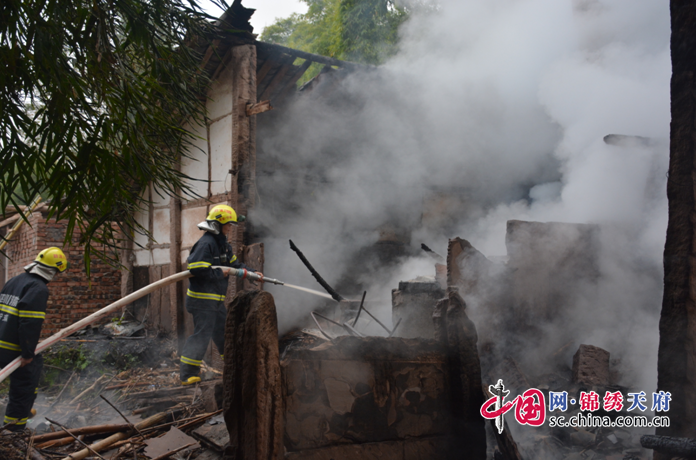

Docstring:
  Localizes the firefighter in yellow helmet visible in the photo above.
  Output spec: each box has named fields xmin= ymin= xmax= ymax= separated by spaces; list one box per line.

xmin=179 ymin=204 xmax=263 ymax=385
xmin=0 ymin=247 xmax=68 ymax=431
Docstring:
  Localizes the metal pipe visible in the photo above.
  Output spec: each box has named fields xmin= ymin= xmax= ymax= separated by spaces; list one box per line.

xmin=310 ymin=312 xmax=335 ymax=342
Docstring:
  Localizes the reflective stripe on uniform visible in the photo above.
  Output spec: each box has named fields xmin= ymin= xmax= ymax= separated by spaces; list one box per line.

xmin=0 ymin=304 xmax=44 ymax=319
xmin=180 ymin=356 xmax=202 ymax=366
xmin=230 ymin=255 xmax=237 ymax=263
xmin=0 ymin=304 xmax=18 ymax=316
xmin=4 ymin=415 xmax=29 ymax=425
xmin=186 ymin=289 xmax=225 ymax=301
xmin=19 ymin=311 xmax=45 ymax=319
xmin=187 ymin=261 xmax=212 ymax=269
xmin=0 ymin=340 xmax=21 ymax=352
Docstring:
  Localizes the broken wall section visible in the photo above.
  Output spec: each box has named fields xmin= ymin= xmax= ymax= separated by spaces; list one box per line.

xmin=444 ymin=220 xmax=600 ymax=375
xmin=224 ymin=290 xmax=487 ymax=460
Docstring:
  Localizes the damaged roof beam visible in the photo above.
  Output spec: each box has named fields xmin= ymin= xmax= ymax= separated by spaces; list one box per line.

xmin=256 ymin=42 xmax=364 ymax=70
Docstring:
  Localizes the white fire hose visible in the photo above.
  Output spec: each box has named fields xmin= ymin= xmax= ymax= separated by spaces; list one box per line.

xmin=0 ymin=267 xmax=283 ymax=384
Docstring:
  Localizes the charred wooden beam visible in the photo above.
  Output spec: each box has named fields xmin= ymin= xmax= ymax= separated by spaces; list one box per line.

xmin=641 ymin=434 xmax=696 ymax=458
xmin=223 ymin=290 xmax=284 ymax=460
xmin=257 ymin=53 xmax=295 ymax=98
xmin=434 ymin=287 xmax=487 ymax=459
xmin=421 ymin=243 xmax=445 ymax=263
xmin=352 ymin=291 xmax=366 ymax=327
xmin=256 ymin=54 xmax=279 ymax=84
xmin=272 ymin=58 xmax=315 ymax=106
xmin=256 ymin=41 xmax=365 ymax=70
xmin=246 ymin=100 xmax=273 ymax=116
xmin=199 ymin=39 xmax=223 ymax=71
xmin=482 ymin=386 xmax=525 ymax=460
xmin=288 ymin=239 xmax=344 ymax=301
xmin=259 ymin=60 xmax=294 ymax=101
xmin=656 ymin=0 xmax=696 ymax=444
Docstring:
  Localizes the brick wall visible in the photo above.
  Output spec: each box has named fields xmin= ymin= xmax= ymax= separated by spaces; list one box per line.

xmin=5 ymin=212 xmax=122 ymax=337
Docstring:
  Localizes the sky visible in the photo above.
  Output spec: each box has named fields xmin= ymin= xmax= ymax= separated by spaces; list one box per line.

xmin=199 ymin=0 xmax=308 ymax=35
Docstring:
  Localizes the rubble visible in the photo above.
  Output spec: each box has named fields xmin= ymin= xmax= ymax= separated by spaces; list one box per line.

xmin=0 ymin=335 xmax=227 ymax=460
xmin=220 ymin=289 xmax=487 ymax=459
xmin=391 ymin=276 xmax=444 ymax=339
xmin=572 ymin=344 xmax=612 ymax=386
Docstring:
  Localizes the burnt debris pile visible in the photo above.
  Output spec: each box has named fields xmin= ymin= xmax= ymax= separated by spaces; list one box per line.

xmin=0 ymin=336 xmax=228 ymax=460
xmin=389 ymin=220 xmax=658 ymax=459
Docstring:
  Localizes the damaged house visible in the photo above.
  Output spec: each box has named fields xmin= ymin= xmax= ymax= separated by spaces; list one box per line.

xmin=0 ymin=0 xmax=681 ymax=459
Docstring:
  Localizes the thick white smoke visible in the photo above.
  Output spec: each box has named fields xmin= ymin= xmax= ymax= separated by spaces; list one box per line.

xmin=255 ymin=0 xmax=670 ymax=392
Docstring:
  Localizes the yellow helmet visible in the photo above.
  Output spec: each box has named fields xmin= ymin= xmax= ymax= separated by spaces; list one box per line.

xmin=206 ymin=204 xmax=237 ymax=225
xmin=36 ymin=247 xmax=68 ymax=273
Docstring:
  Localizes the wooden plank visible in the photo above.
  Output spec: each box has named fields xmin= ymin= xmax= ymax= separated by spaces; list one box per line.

xmin=255 ymin=53 xmax=280 ymax=86
xmin=228 ymin=44 xmax=257 ymax=304
xmin=170 ymin=184 xmax=183 ymax=346
xmin=271 ymin=59 xmax=314 ymax=106
xmin=161 ymin=265 xmax=172 ymax=332
xmin=210 ymin=46 xmax=234 ymax=82
xmin=199 ymin=39 xmax=222 ymax=72
xmin=256 ymin=53 xmax=295 ymax=100
xmin=223 ymin=291 xmax=283 ymax=460
xmin=256 ymin=41 xmax=363 ymax=70
xmin=255 ymin=54 xmax=269 ymax=74
xmin=235 ymin=243 xmax=264 ymax=292
xmin=258 ymin=59 xmax=294 ymax=102
xmin=245 ymin=100 xmax=273 ymax=116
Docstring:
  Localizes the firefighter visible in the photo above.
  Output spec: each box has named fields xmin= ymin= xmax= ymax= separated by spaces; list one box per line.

xmin=179 ymin=204 xmax=262 ymax=385
xmin=0 ymin=247 xmax=68 ymax=431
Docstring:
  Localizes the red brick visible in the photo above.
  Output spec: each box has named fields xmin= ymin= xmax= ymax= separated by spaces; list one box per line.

xmin=5 ymin=212 xmax=121 ymax=338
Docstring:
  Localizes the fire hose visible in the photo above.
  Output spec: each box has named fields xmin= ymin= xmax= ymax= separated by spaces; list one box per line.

xmin=0 ymin=267 xmax=283 ymax=384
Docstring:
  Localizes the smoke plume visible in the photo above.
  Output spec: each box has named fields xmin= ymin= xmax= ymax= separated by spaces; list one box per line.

xmin=254 ymin=0 xmax=670 ymax=393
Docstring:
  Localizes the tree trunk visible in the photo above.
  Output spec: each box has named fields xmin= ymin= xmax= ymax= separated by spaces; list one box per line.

xmin=656 ymin=1 xmax=696 ymax=454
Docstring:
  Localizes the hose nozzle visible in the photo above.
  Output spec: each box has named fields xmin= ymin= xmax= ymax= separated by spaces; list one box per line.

xmin=228 ymin=268 xmax=284 ymax=285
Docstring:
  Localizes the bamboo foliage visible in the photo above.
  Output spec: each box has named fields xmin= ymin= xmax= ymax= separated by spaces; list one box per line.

xmin=0 ymin=0 xmax=229 ymax=272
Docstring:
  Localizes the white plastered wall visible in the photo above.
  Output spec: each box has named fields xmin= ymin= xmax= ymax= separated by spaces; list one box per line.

xmin=131 ymin=60 xmax=236 ymax=268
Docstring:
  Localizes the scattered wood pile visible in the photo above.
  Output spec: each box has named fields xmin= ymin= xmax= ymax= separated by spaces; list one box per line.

xmin=0 ymin=365 xmax=227 ymax=460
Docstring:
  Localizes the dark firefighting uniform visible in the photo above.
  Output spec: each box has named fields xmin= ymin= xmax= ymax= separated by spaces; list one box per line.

xmin=0 ymin=272 xmax=48 ymax=430
xmin=180 ymin=231 xmax=250 ymax=380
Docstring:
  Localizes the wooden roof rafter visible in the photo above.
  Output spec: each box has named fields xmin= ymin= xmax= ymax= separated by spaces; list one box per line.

xmin=254 ymin=41 xmax=367 ymax=107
